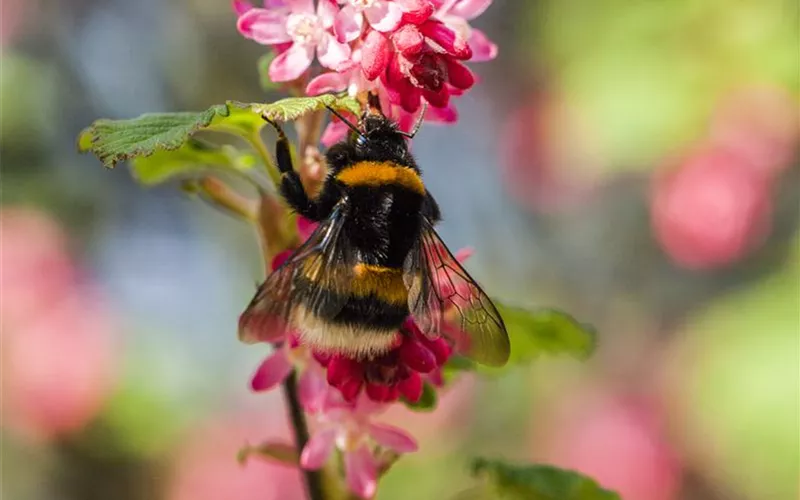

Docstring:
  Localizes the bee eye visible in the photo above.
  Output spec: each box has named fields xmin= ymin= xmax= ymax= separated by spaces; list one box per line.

xmin=356 ymin=135 xmax=368 ymax=147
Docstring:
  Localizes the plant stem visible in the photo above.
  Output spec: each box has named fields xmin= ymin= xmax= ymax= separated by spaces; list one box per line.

xmin=282 ymin=370 xmax=326 ymax=500
xmin=197 ymin=177 xmax=258 ymax=221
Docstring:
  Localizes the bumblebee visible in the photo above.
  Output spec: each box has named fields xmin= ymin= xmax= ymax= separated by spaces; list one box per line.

xmin=240 ymin=95 xmax=510 ymax=367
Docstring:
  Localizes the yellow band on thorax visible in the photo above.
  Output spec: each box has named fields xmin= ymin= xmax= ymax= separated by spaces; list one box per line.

xmin=335 ymin=161 xmax=425 ymax=195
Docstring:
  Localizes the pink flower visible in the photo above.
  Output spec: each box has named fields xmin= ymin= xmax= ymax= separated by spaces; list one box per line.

xmin=335 ymin=0 xmax=402 ymax=42
xmin=301 ymin=396 xmax=418 ymax=499
xmin=378 ymin=19 xmax=474 ymax=112
xmin=534 ymin=392 xmax=681 ymax=500
xmin=0 ymin=208 xmax=118 ymax=442
xmin=651 ymin=145 xmax=772 ymax=269
xmin=237 ymin=0 xmax=351 ymax=81
xmin=249 ymin=334 xmax=332 ymax=412
xmin=432 ymin=0 xmax=497 ymax=61
xmin=709 ymin=85 xmax=799 ymax=179
xmin=318 ymin=318 xmax=451 ymax=404
xmin=168 ymin=415 xmax=303 ymax=500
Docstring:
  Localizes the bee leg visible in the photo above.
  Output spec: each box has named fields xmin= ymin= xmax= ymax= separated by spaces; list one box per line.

xmin=264 ymin=118 xmax=321 ymax=221
xmin=422 ymin=190 xmax=442 ymax=224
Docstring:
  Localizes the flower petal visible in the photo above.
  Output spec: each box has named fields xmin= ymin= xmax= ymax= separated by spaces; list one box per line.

xmin=317 ymin=32 xmax=352 ymax=70
xmin=296 ymin=216 xmax=320 ymax=241
xmin=327 ymin=356 xmax=363 ymax=385
xmin=345 ymin=446 xmax=378 ymax=499
xmin=338 ymin=377 xmax=363 ymax=402
xmin=316 ymin=0 xmax=339 ymax=28
xmin=368 ymin=423 xmax=419 ymax=453
xmin=250 ymin=349 xmax=293 ymax=392
xmin=269 ymin=43 xmax=314 ymax=81
xmin=237 ymin=9 xmax=292 ymax=45
xmin=335 ymin=5 xmax=364 ymax=42
xmin=419 ymin=20 xmax=471 ymax=59
xmin=232 ymin=0 xmax=253 ymax=15
xmin=361 ymin=30 xmax=391 ymax=80
xmin=444 ymin=58 xmax=474 ymax=89
xmin=399 ymin=337 xmax=437 ymax=373
xmin=365 ymin=383 xmax=391 ymax=402
xmin=321 ymin=120 xmax=350 ymax=147
xmin=396 ymin=0 xmax=435 ymax=24
xmin=298 ymin=368 xmax=328 ymax=413
xmin=467 ymin=28 xmax=497 ymax=62
xmin=271 ymin=249 xmax=294 ymax=270
xmin=422 ymin=87 xmax=450 ymax=109
xmin=300 ymin=427 xmax=337 ymax=469
xmin=398 ymin=371 xmax=424 ymax=402
xmin=454 ymin=246 xmax=474 ymax=262
xmin=451 ymin=0 xmax=492 ymax=20
xmin=401 ymin=87 xmax=423 ymax=113
xmin=426 ymin=103 xmax=458 ymax=122
xmin=285 ymin=0 xmax=314 ymax=14
xmin=391 ymin=24 xmax=424 ymax=55
xmin=364 ymin=1 xmax=403 ymax=32
xmin=306 ymin=71 xmax=349 ymax=95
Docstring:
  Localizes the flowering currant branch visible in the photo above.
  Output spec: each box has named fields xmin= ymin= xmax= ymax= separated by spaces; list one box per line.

xmin=231 ymin=1 xmax=503 ymax=499
xmin=78 ymin=1 xmax=609 ymax=498
xmin=282 ymin=370 xmax=326 ymax=500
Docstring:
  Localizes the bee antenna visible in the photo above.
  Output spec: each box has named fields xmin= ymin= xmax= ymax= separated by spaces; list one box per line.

xmin=325 ymin=105 xmax=366 ymax=142
xmin=398 ymin=102 xmax=427 ymax=139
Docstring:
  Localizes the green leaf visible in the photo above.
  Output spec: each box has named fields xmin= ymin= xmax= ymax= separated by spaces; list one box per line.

xmin=401 ymin=382 xmax=438 ymax=412
xmin=78 ymin=102 xmax=268 ymax=170
xmin=497 ymin=305 xmax=596 ymax=364
xmin=207 ymin=102 xmax=269 ymax=137
xmin=253 ymin=94 xmax=361 ymax=122
xmin=257 ymin=52 xmax=279 ymax=92
xmin=78 ymin=96 xmax=359 ymax=170
xmin=130 ymin=139 xmax=256 ymax=186
xmin=238 ymin=441 xmax=298 ymax=466
xmin=471 ymin=458 xmax=621 ymax=500
xmin=78 ymin=104 xmax=230 ymax=168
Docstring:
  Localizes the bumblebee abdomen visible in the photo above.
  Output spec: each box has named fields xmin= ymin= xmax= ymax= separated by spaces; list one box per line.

xmin=292 ymin=262 xmax=409 ymax=357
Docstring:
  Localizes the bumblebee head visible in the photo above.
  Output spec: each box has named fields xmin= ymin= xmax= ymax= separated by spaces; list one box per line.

xmin=325 ymin=92 xmax=427 ymax=151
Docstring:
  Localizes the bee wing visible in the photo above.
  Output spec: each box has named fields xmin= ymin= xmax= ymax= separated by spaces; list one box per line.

xmin=404 ymin=218 xmax=510 ymax=367
xmin=239 ymin=203 xmax=354 ymax=344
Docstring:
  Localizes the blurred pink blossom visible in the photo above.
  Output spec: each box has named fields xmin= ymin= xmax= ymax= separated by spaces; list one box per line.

xmin=709 ymin=86 xmax=799 ymax=178
xmin=534 ymin=392 xmax=681 ymax=500
xmin=0 ymin=0 xmax=35 ymax=46
xmin=651 ymin=146 xmax=772 ymax=269
xmin=168 ymin=415 xmax=303 ymax=500
xmin=500 ymin=89 xmax=602 ymax=213
xmin=0 ymin=208 xmax=118 ymax=441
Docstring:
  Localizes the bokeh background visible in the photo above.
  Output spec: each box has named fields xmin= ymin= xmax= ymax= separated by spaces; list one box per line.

xmin=2 ymin=0 xmax=799 ymax=499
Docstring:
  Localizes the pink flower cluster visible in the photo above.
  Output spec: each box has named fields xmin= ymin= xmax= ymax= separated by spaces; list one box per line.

xmin=235 ymin=0 xmax=497 ymax=141
xmin=242 ymin=215 xmax=474 ymax=498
